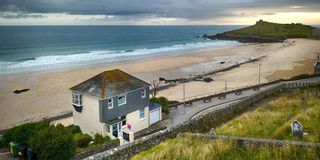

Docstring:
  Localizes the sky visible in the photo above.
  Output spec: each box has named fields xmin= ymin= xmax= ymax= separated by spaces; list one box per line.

xmin=0 ymin=0 xmax=319 ymax=25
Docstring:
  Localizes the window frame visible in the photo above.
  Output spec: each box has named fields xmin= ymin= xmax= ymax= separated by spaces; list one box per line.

xmin=141 ymin=88 xmax=146 ymax=98
xmin=118 ymin=94 xmax=127 ymax=106
xmin=139 ymin=108 xmax=145 ymax=120
xmin=72 ymin=92 xmax=82 ymax=107
xmin=107 ymin=98 xmax=113 ymax=109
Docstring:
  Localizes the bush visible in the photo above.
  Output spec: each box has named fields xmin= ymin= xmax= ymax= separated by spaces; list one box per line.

xmin=74 ymin=133 xmax=92 ymax=148
xmin=3 ymin=121 xmax=50 ymax=146
xmin=93 ymin=133 xmax=109 ymax=145
xmin=150 ymin=96 xmax=169 ymax=114
xmin=68 ymin=125 xmax=82 ymax=134
xmin=29 ymin=124 xmax=75 ymax=160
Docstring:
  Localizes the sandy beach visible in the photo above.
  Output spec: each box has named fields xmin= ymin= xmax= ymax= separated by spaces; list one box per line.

xmin=0 ymin=38 xmax=319 ymax=130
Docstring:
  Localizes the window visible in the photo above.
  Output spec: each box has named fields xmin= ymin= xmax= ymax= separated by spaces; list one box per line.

xmin=107 ymin=98 xmax=113 ymax=109
xmin=72 ymin=92 xmax=82 ymax=106
xmin=139 ymin=108 xmax=145 ymax=120
xmin=122 ymin=119 xmax=126 ymax=126
xmin=141 ymin=88 xmax=146 ymax=98
xmin=118 ymin=94 xmax=126 ymax=106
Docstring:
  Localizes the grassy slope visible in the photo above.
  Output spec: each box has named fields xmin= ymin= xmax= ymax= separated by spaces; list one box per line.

xmin=226 ymin=21 xmax=314 ymax=38
xmin=216 ymin=87 xmax=320 ymax=143
xmin=132 ymin=134 xmax=319 ymax=160
xmin=132 ymin=87 xmax=320 ymax=160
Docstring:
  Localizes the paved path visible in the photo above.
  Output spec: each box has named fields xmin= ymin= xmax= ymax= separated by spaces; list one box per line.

xmin=164 ymin=77 xmax=320 ymax=128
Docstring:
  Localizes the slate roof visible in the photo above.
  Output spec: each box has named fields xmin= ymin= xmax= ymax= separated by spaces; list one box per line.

xmin=70 ymin=69 xmax=149 ymax=99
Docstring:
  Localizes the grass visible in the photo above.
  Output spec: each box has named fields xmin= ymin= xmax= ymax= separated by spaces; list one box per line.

xmin=215 ymin=87 xmax=320 ymax=143
xmin=132 ymin=134 xmax=320 ymax=160
xmin=226 ymin=21 xmax=314 ymax=38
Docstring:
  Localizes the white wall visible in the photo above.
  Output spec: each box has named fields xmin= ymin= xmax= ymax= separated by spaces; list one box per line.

xmin=125 ymin=106 xmax=149 ymax=133
xmin=73 ymin=94 xmax=105 ymax=136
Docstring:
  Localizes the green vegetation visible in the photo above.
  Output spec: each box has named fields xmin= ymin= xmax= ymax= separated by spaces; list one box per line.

xmin=28 ymin=124 xmax=75 ymax=160
xmin=132 ymin=134 xmax=319 ymax=160
xmin=216 ymin=87 xmax=320 ymax=142
xmin=2 ymin=121 xmax=116 ymax=159
xmin=3 ymin=121 xmax=50 ymax=145
xmin=150 ymin=96 xmax=169 ymax=114
xmin=93 ymin=133 xmax=110 ymax=145
xmin=227 ymin=21 xmax=314 ymax=38
xmin=74 ymin=133 xmax=92 ymax=148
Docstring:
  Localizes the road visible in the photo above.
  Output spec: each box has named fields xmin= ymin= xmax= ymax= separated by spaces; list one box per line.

xmin=163 ymin=77 xmax=320 ymax=128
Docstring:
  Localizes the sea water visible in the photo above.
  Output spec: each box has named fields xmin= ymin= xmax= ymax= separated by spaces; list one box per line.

xmin=0 ymin=25 xmax=243 ymax=73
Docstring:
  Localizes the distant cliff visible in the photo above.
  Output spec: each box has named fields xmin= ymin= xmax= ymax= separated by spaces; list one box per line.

xmin=204 ymin=20 xmax=316 ymax=43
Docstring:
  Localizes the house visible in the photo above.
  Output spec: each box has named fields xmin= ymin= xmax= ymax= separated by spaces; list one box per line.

xmin=70 ymin=69 xmax=161 ymax=141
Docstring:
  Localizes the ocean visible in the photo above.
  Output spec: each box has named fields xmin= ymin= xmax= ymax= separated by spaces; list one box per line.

xmin=0 ymin=25 xmax=243 ymax=73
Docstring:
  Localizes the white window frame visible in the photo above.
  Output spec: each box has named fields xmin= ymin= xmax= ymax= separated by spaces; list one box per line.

xmin=72 ymin=92 xmax=82 ymax=106
xmin=118 ymin=94 xmax=126 ymax=106
xmin=107 ymin=98 xmax=113 ymax=109
xmin=141 ymin=88 xmax=146 ymax=98
xmin=139 ymin=108 xmax=145 ymax=120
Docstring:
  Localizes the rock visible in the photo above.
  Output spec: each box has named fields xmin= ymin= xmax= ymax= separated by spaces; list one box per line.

xmin=203 ymin=77 xmax=213 ymax=83
xmin=203 ymin=33 xmax=285 ymax=43
xmin=291 ymin=121 xmax=303 ymax=138
xmin=13 ymin=88 xmax=30 ymax=94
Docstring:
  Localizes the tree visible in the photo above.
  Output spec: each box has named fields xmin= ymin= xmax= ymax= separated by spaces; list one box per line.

xmin=3 ymin=121 xmax=49 ymax=146
xmin=150 ymin=80 xmax=161 ymax=98
xmin=28 ymin=124 xmax=75 ymax=160
xmin=150 ymin=96 xmax=169 ymax=114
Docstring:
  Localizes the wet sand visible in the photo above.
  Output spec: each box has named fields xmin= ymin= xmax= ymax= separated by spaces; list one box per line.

xmin=0 ymin=38 xmax=319 ymax=129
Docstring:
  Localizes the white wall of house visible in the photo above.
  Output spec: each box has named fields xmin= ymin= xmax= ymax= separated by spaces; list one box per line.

xmin=124 ymin=106 xmax=149 ymax=133
xmin=73 ymin=94 xmax=105 ymax=136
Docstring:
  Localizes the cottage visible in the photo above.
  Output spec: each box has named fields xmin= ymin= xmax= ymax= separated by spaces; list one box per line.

xmin=70 ymin=69 xmax=161 ymax=141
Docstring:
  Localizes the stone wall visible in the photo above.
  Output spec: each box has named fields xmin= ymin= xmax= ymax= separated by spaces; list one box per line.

xmin=180 ymin=133 xmax=320 ymax=149
xmin=85 ymin=83 xmax=286 ymax=160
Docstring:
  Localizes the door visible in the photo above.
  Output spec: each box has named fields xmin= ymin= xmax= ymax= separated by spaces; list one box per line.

xmin=150 ymin=109 xmax=160 ymax=125
xmin=112 ymin=123 xmax=118 ymax=137
xmin=112 ymin=122 xmax=122 ymax=138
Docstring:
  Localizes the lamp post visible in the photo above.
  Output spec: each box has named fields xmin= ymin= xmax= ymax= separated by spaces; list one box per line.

xmin=183 ymin=79 xmax=186 ymax=114
xmin=258 ymin=64 xmax=261 ymax=85
xmin=224 ymin=81 xmax=227 ymax=93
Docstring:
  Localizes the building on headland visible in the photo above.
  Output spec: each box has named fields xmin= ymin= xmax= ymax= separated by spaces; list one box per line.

xmin=314 ymin=53 xmax=320 ymax=75
xmin=70 ymin=69 xmax=161 ymax=142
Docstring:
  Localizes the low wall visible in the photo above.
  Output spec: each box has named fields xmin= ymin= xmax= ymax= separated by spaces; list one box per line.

xmin=74 ymin=139 xmax=120 ymax=160
xmin=85 ymin=83 xmax=286 ymax=160
xmin=181 ymin=133 xmax=320 ymax=149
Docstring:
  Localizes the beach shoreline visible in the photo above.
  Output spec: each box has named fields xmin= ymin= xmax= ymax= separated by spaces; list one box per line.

xmin=0 ymin=38 xmax=319 ymax=130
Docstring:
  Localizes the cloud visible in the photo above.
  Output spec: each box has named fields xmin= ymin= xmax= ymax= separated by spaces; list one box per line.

xmin=0 ymin=0 xmax=319 ymax=24
xmin=0 ymin=11 xmax=44 ymax=19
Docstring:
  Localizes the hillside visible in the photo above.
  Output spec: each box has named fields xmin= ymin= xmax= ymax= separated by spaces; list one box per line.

xmin=205 ymin=20 xmax=316 ymax=43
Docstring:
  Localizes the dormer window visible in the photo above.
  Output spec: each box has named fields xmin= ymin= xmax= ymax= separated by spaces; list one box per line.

xmin=118 ymin=94 xmax=126 ymax=106
xmin=141 ymin=88 xmax=146 ymax=98
xmin=72 ymin=92 xmax=82 ymax=107
xmin=108 ymin=98 xmax=113 ymax=109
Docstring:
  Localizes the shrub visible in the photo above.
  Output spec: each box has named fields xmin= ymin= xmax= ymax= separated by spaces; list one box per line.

xmin=68 ymin=125 xmax=82 ymax=134
xmin=3 ymin=121 xmax=49 ymax=146
xmin=150 ymin=96 xmax=169 ymax=114
xmin=28 ymin=124 xmax=75 ymax=160
xmin=93 ymin=133 xmax=109 ymax=145
xmin=74 ymin=133 xmax=92 ymax=148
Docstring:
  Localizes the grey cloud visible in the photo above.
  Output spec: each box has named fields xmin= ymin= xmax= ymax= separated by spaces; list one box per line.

xmin=0 ymin=0 xmax=319 ymax=20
